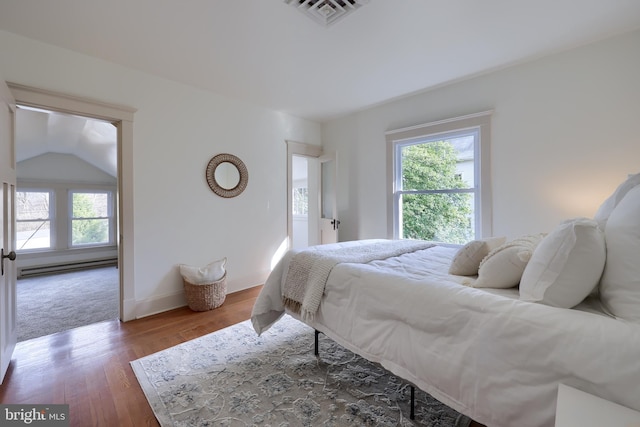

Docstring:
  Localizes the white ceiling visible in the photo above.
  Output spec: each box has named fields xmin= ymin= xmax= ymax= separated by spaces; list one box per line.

xmin=3 ymin=1 xmax=640 ymax=176
xmin=15 ymin=107 xmax=118 ymax=177
xmin=1 ymin=0 xmax=639 ymax=123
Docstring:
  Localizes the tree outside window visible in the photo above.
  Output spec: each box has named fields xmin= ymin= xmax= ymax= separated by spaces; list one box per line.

xmin=389 ymin=112 xmax=492 ymax=243
xmin=396 ymin=133 xmax=476 ymax=244
xmin=71 ymin=192 xmax=110 ymax=245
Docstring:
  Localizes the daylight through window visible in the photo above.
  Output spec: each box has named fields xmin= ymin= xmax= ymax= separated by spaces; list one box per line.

xmin=16 ymin=190 xmax=52 ymax=250
xmin=70 ymin=191 xmax=112 ymax=246
xmin=293 ymin=187 xmax=309 ymax=216
xmin=395 ymin=131 xmax=477 ymax=244
xmin=387 ymin=111 xmax=493 ymax=244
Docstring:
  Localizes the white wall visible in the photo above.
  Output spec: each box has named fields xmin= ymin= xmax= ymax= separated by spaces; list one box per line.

xmin=323 ymin=29 xmax=640 ymax=241
xmin=18 ymin=152 xmax=117 ymax=184
xmin=0 ymin=30 xmax=322 ymax=318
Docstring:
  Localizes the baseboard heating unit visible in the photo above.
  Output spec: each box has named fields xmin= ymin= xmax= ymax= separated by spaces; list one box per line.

xmin=18 ymin=257 xmax=118 ymax=278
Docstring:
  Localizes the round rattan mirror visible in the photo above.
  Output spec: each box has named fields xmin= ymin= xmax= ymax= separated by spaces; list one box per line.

xmin=205 ymin=153 xmax=248 ymax=198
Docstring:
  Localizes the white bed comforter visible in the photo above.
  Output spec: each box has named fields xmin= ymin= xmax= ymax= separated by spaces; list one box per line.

xmin=251 ymin=240 xmax=640 ymax=427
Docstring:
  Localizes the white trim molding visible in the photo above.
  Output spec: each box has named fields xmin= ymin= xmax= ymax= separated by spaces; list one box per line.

xmin=8 ymin=83 xmax=138 ymax=321
xmin=386 ymin=110 xmax=494 ymax=240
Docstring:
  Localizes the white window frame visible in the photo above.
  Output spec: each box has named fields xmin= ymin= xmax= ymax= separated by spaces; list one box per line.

xmin=16 ymin=182 xmax=117 ymax=253
xmin=386 ymin=111 xmax=493 ymax=242
xmin=69 ymin=189 xmax=115 ymax=247
xmin=15 ymin=188 xmax=55 ymax=251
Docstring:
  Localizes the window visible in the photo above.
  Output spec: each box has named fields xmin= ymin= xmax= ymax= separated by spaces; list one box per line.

xmin=292 ymin=187 xmax=309 ymax=216
xmin=70 ymin=191 xmax=113 ymax=246
xmin=16 ymin=190 xmax=53 ymax=250
xmin=395 ymin=131 xmax=477 ymax=243
xmin=387 ymin=111 xmax=493 ymax=244
xmin=16 ymin=185 xmax=116 ymax=253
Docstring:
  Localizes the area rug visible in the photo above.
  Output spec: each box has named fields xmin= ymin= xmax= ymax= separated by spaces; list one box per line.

xmin=131 ymin=315 xmax=471 ymax=427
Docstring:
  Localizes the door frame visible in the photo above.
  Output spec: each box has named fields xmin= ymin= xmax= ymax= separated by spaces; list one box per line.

xmin=286 ymin=140 xmax=322 ymax=250
xmin=8 ymin=83 xmax=137 ymax=321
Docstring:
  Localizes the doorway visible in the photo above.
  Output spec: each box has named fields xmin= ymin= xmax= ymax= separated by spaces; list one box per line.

xmin=291 ymin=155 xmax=319 ymax=249
xmin=286 ymin=141 xmax=339 ymax=250
xmin=8 ymin=82 xmax=137 ymax=324
xmin=287 ymin=141 xmax=322 ymax=250
xmin=14 ymin=106 xmax=119 ymax=341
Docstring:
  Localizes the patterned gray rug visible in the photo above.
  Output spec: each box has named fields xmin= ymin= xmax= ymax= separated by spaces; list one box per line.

xmin=131 ymin=315 xmax=471 ymax=427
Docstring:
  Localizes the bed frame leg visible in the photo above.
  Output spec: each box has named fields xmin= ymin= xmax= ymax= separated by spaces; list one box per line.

xmin=314 ymin=329 xmax=416 ymax=420
xmin=410 ymin=385 xmax=415 ymax=420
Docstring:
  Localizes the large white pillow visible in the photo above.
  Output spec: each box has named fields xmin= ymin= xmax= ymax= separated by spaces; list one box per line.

xmin=594 ymin=172 xmax=640 ymax=230
xmin=519 ymin=218 xmax=605 ymax=308
xmin=179 ymin=257 xmax=227 ymax=284
xmin=473 ymin=234 xmax=545 ymax=288
xmin=448 ymin=236 xmax=506 ymax=276
xmin=599 ymin=185 xmax=640 ymax=321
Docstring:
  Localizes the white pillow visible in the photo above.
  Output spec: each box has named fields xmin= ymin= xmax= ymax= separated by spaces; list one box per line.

xmin=599 ymin=185 xmax=640 ymax=321
xmin=594 ymin=172 xmax=640 ymax=230
xmin=473 ymin=234 xmax=545 ymax=289
xmin=519 ymin=218 xmax=605 ymax=308
xmin=179 ymin=257 xmax=227 ymax=284
xmin=448 ymin=237 xmax=506 ymax=276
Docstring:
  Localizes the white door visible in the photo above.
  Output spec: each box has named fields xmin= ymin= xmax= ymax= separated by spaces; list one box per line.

xmin=0 ymin=77 xmax=17 ymax=383
xmin=319 ymin=153 xmax=339 ymax=244
xmin=291 ymin=155 xmax=320 ymax=249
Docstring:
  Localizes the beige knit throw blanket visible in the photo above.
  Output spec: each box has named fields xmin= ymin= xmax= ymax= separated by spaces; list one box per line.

xmin=282 ymin=240 xmax=434 ymax=321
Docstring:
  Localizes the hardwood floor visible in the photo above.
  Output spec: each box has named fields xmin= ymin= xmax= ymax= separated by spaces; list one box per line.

xmin=1 ymin=286 xmax=261 ymax=426
xmin=0 ymin=285 xmax=485 ymax=427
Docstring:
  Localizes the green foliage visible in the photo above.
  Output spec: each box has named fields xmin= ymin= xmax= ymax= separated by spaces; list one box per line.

xmin=401 ymin=141 xmax=473 ymax=244
xmin=72 ymin=194 xmax=108 ymax=245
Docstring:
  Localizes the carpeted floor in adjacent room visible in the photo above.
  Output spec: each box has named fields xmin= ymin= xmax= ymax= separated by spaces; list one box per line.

xmin=16 ymin=266 xmax=119 ymax=342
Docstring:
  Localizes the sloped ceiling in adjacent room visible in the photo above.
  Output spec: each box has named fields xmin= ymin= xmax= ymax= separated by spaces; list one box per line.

xmin=16 ymin=107 xmax=117 ymax=178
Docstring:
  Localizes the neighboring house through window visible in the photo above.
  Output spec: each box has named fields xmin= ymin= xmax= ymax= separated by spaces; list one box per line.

xmin=386 ymin=111 xmax=493 ymax=244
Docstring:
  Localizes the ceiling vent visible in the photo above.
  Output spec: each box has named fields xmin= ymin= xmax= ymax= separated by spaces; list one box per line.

xmin=284 ymin=0 xmax=370 ymax=27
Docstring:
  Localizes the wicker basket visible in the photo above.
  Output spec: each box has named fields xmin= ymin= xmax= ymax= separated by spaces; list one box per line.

xmin=183 ymin=273 xmax=227 ymax=311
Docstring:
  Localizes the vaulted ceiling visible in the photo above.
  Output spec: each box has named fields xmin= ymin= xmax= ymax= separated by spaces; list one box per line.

xmin=15 ymin=107 xmax=117 ymax=177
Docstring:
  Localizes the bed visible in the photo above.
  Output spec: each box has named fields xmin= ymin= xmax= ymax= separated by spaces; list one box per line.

xmin=251 ymin=174 xmax=640 ymax=427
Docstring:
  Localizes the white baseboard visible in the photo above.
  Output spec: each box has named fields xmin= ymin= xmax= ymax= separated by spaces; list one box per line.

xmin=132 ymin=291 xmax=187 ymax=320
xmin=121 ymin=298 xmax=140 ymax=322
xmin=126 ymin=270 xmax=269 ymax=321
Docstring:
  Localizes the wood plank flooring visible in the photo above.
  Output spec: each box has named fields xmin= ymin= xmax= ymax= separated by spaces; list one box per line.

xmin=0 ymin=285 xmax=485 ymax=426
xmin=0 ymin=286 xmax=261 ymax=426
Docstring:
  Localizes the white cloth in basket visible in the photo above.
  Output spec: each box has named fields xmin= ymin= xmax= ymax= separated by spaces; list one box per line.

xmin=179 ymin=257 xmax=226 ymax=284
